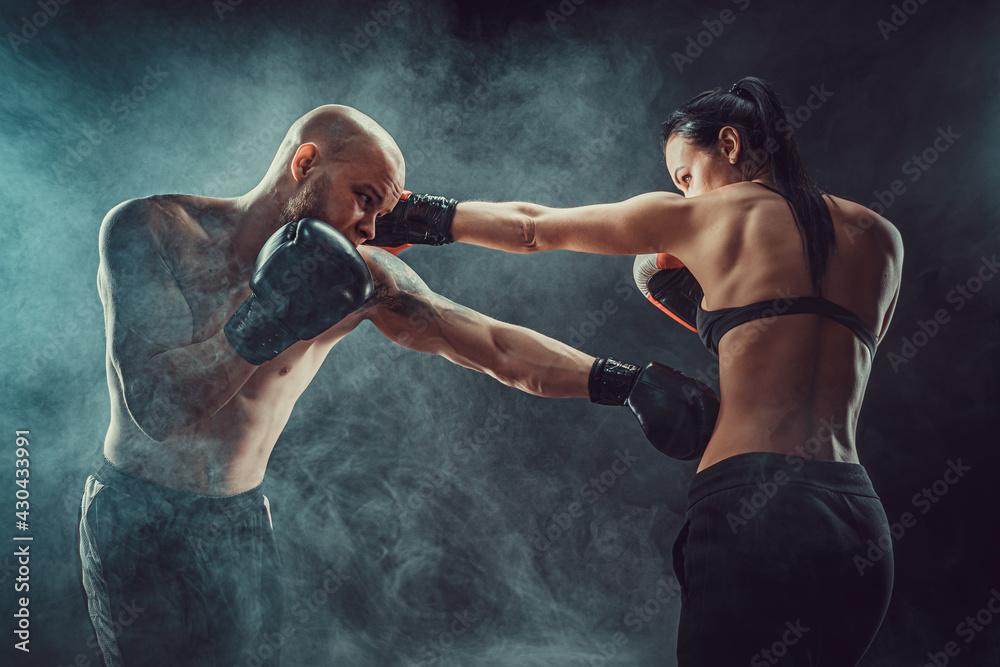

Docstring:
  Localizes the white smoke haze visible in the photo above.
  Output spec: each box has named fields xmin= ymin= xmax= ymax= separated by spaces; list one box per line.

xmin=2 ymin=0 xmax=998 ymax=665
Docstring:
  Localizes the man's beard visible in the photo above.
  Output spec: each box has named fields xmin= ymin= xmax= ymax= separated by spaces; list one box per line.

xmin=280 ymin=172 xmax=331 ymax=224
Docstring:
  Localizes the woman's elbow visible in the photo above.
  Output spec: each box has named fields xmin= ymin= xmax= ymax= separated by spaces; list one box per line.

xmin=513 ymin=202 xmax=550 ymax=253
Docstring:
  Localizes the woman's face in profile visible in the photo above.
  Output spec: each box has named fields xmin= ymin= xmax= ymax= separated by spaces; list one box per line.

xmin=664 ymin=131 xmax=740 ymax=198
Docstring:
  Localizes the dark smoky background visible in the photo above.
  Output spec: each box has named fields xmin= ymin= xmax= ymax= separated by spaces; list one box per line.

xmin=2 ymin=0 xmax=999 ymax=664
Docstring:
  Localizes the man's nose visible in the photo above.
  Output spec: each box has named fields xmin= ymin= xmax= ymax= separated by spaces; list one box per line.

xmin=357 ymin=213 xmax=376 ymax=241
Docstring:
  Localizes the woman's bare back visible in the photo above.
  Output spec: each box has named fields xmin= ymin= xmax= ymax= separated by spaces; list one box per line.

xmin=682 ymin=181 xmax=904 ymax=471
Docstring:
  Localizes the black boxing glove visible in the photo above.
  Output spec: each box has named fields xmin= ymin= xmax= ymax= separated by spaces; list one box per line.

xmin=633 ymin=253 xmax=704 ymax=333
xmin=225 ymin=218 xmax=374 ymax=365
xmin=368 ymin=190 xmax=457 ymax=247
xmin=589 ymin=357 xmax=720 ymax=461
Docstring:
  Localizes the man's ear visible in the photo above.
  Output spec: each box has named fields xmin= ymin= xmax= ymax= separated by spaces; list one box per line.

xmin=290 ymin=143 xmax=320 ymax=183
xmin=718 ymin=126 xmax=742 ymax=163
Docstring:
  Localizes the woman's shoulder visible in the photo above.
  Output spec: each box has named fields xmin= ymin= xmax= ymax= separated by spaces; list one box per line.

xmin=823 ymin=193 xmax=903 ymax=258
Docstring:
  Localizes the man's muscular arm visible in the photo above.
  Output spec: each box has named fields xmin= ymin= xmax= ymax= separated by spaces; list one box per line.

xmin=98 ymin=199 xmax=255 ymax=441
xmin=359 ymin=247 xmax=593 ymax=398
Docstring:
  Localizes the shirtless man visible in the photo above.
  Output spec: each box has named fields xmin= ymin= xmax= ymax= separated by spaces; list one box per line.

xmin=79 ymin=105 xmax=717 ymax=666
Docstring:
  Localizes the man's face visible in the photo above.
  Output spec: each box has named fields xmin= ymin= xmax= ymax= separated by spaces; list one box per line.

xmin=283 ymin=143 xmax=404 ymax=247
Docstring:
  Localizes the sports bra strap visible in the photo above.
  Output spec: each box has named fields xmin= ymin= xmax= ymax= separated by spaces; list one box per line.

xmin=696 ymin=296 xmax=878 ymax=359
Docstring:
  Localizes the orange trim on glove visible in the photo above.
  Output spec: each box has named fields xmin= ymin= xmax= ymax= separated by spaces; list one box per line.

xmin=371 ymin=243 xmax=413 ymax=255
xmin=645 ymin=295 xmax=699 ymax=333
xmin=656 ymin=253 xmax=686 ymax=270
xmin=368 ymin=190 xmax=413 ymax=254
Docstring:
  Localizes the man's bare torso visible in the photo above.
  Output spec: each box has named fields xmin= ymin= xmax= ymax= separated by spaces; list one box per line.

xmin=100 ymin=195 xmax=376 ymax=494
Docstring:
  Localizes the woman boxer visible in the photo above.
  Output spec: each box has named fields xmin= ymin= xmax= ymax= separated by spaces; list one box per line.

xmin=371 ymin=76 xmax=903 ymax=665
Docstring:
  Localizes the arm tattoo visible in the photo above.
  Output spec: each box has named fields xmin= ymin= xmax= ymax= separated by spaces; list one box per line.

xmin=367 ymin=250 xmax=434 ymax=317
xmin=365 ymin=249 xmax=481 ymax=349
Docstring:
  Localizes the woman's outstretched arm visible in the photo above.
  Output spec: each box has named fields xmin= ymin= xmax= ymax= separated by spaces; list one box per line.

xmin=368 ymin=190 xmax=698 ymax=257
xmin=451 ymin=193 xmax=695 ymax=256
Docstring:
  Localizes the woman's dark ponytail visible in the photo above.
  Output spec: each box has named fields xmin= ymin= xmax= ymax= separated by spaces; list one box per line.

xmin=662 ymin=77 xmax=835 ymax=295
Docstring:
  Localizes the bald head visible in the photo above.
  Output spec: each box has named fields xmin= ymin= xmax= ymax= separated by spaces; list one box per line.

xmin=252 ymin=105 xmax=406 ymax=247
xmin=267 ymin=104 xmax=404 ymax=179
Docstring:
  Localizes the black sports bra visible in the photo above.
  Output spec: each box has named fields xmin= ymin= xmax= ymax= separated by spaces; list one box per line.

xmin=695 ymin=183 xmax=879 ymax=359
